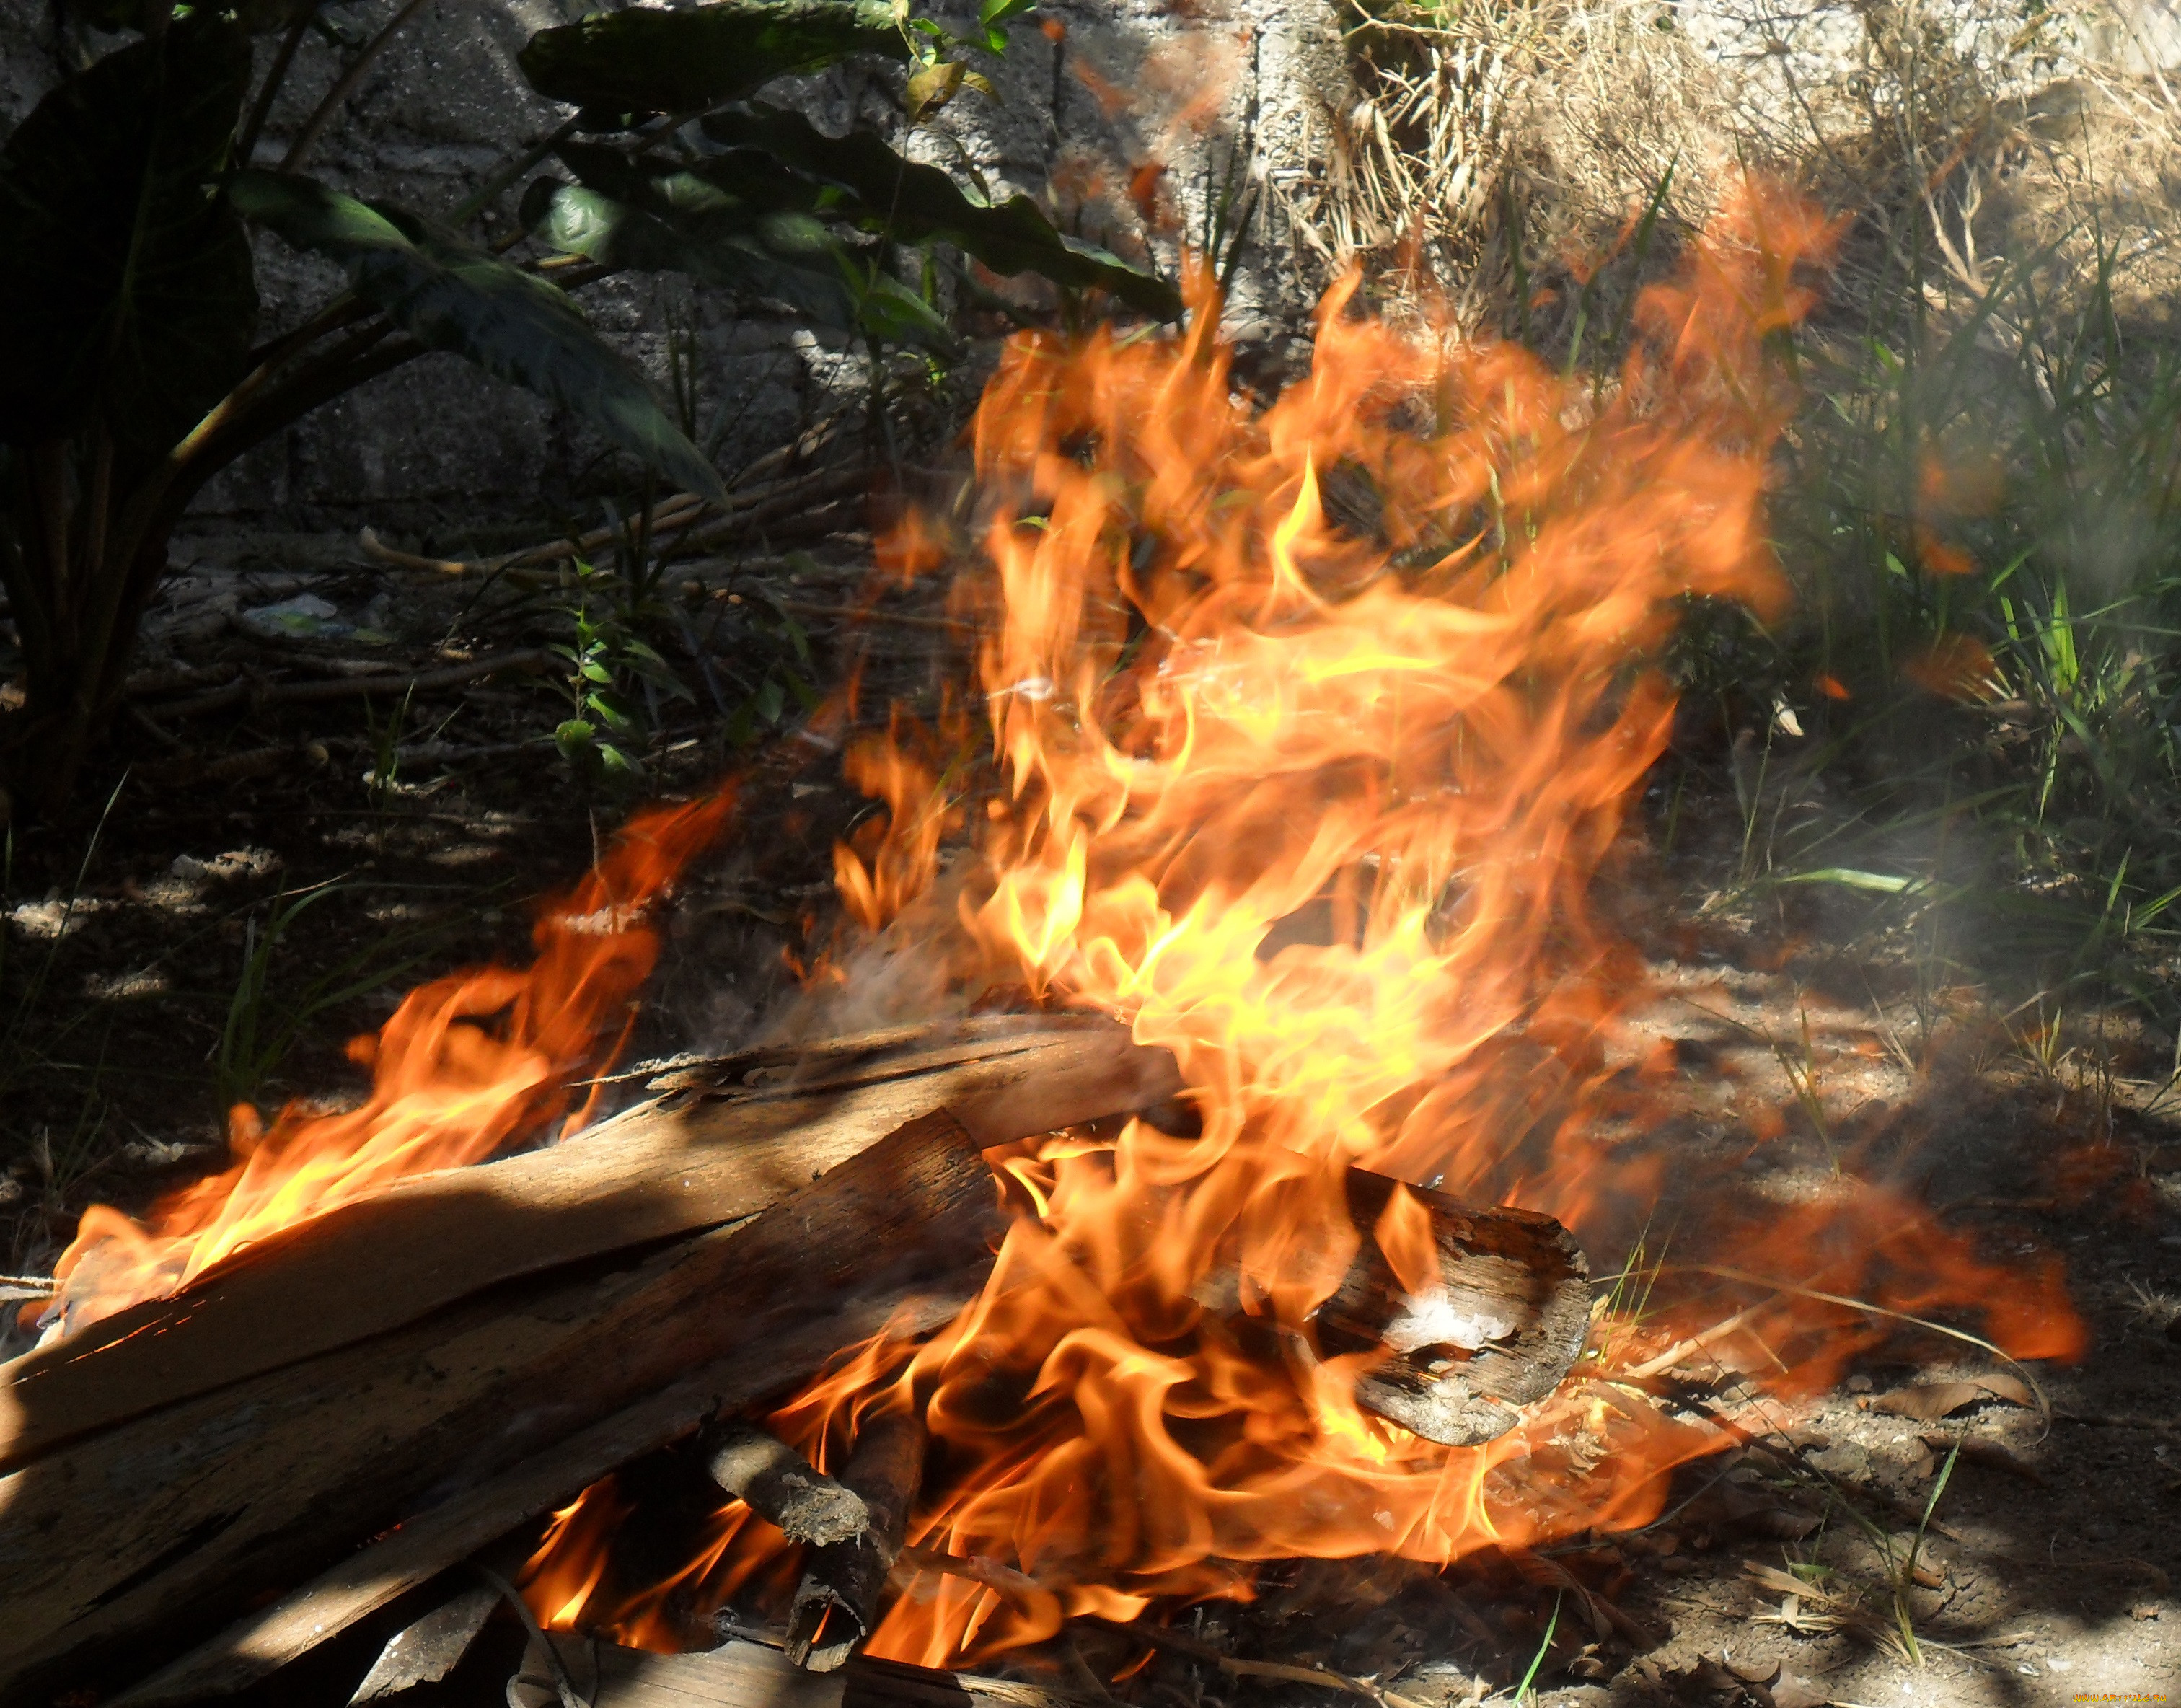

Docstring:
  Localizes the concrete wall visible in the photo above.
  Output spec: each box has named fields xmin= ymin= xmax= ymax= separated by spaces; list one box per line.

xmin=1 ymin=0 xmax=1349 ymax=540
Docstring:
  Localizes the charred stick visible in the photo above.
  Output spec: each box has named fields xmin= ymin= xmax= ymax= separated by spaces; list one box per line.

xmin=704 ymin=1422 xmax=868 ymax=1547
xmin=786 ymin=1405 xmax=926 ymax=1672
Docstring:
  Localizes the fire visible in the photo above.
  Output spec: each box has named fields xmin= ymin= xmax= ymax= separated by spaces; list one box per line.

xmin=37 ymin=792 xmax=732 ymax=1339
xmin=521 ymin=182 xmax=2083 ymax=1665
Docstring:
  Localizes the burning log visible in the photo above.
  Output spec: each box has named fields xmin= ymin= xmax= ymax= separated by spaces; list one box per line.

xmin=785 ymin=1405 xmax=928 ymax=1671
xmin=0 ymin=1014 xmax=1179 ymax=1471
xmin=1319 ymin=1172 xmax=1592 ymax=1447
xmin=0 ymin=1110 xmax=1007 ymax=1706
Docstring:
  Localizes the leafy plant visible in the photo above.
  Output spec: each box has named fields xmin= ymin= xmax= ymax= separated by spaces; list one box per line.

xmin=0 ymin=0 xmax=1179 ymax=822
xmin=551 ymin=556 xmax=695 ymax=782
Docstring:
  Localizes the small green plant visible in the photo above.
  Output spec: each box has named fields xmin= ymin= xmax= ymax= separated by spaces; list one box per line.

xmin=551 ymin=557 xmax=694 ymax=782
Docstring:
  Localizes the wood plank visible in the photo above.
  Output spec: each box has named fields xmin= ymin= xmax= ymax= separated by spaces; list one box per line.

xmin=0 ymin=1111 xmax=1008 ymax=1706
xmin=0 ymin=1017 xmax=1178 ymax=1469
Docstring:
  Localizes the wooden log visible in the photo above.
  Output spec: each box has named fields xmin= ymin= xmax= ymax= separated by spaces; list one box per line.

xmin=785 ymin=1407 xmax=925 ymax=1672
xmin=346 ymin=1582 xmax=500 ymax=1702
xmin=0 ymin=1111 xmax=1006 ymax=1707
xmin=1319 ymin=1171 xmax=1592 ymax=1447
xmin=0 ymin=1016 xmax=1180 ymax=1471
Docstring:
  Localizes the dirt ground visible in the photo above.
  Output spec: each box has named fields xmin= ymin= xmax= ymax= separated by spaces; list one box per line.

xmin=1 ymin=516 xmax=2176 ymax=1708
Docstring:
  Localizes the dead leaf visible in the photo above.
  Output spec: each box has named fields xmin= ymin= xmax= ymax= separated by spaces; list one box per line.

xmin=1768 ymin=1671 xmax=1828 ymax=1708
xmin=1869 ymin=1373 xmax=2032 ymax=1419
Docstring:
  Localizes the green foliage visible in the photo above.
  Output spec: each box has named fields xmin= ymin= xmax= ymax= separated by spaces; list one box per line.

xmin=518 ymin=0 xmax=907 ymax=117
xmin=701 ymin=103 xmax=1184 ymax=319
xmin=0 ymin=16 xmax=257 ymax=454
xmin=232 ymin=170 xmax=730 ymax=505
xmin=0 ymin=0 xmax=1181 ymax=816
xmin=551 ymin=556 xmax=696 ymax=782
xmin=518 ymin=151 xmax=950 ymax=345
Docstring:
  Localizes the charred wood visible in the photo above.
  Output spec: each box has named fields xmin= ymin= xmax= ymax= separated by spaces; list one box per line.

xmin=705 ymin=1422 xmax=868 ymax=1548
xmin=1320 ymin=1171 xmax=1591 ymax=1447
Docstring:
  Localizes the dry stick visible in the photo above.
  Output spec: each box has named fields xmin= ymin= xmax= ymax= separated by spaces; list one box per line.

xmin=113 ymin=1282 xmax=980 ymax=1708
xmin=1080 ymin=1616 xmax=1434 ymax=1708
xmin=153 ymin=648 xmax=550 ymax=718
xmin=279 ymin=0 xmax=433 ymax=174
xmin=787 ymin=1404 xmax=926 ymax=1672
xmin=123 ymin=661 xmax=239 ymax=699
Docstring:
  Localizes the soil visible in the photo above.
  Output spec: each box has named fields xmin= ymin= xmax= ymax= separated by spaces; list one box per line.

xmin=2 ymin=516 xmax=2176 ymax=1708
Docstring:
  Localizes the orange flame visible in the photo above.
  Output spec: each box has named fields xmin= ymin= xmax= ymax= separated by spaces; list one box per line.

xmin=532 ymin=183 xmax=2080 ymax=1663
xmin=39 ymin=792 xmax=733 ymax=1339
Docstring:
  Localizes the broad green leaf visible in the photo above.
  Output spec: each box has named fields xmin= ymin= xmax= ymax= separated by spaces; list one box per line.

xmin=231 ymin=170 xmax=728 ymax=505
xmin=702 ymin=103 xmax=1182 ymax=319
xmin=0 ymin=16 xmax=257 ymax=453
xmin=524 ymin=159 xmax=948 ymax=345
xmin=518 ymin=0 xmax=905 ymax=116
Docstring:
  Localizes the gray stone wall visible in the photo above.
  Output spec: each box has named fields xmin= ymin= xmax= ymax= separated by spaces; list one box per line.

xmin=1 ymin=0 xmax=1350 ymax=540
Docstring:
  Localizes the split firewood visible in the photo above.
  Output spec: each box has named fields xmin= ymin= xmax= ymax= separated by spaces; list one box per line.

xmin=346 ymin=1581 xmax=500 ymax=1702
xmin=705 ymin=1422 xmax=869 ymax=1547
xmin=0 ymin=1015 xmax=1179 ymax=1469
xmin=1 ymin=1111 xmax=1006 ymax=1706
xmin=785 ymin=1405 xmax=926 ymax=1672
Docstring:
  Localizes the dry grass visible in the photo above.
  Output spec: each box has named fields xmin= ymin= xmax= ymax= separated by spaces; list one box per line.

xmin=1300 ymin=0 xmax=2181 ymax=343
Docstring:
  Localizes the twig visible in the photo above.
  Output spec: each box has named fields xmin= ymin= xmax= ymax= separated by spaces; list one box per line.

xmin=772 ymin=600 xmax=975 ymax=635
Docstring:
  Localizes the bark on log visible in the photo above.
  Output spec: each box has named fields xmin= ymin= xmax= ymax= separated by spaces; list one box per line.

xmin=115 ymin=1282 xmax=984 ymax=1708
xmin=0 ymin=1111 xmax=1005 ymax=1707
xmin=0 ymin=1016 xmax=1179 ymax=1471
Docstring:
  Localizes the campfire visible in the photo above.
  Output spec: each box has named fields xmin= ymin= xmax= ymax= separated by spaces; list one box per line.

xmin=0 ymin=184 xmax=2083 ymax=1708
